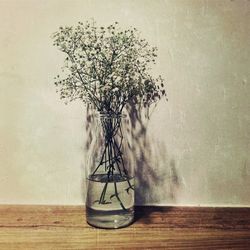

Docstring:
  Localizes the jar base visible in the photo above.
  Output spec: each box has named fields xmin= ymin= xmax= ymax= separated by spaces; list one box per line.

xmin=86 ymin=206 xmax=134 ymax=229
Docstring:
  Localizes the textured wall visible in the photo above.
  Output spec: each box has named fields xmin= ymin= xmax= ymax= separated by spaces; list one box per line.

xmin=0 ymin=0 xmax=249 ymax=205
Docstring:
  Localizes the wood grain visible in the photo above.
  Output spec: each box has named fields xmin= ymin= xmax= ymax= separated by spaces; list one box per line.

xmin=0 ymin=205 xmax=249 ymax=249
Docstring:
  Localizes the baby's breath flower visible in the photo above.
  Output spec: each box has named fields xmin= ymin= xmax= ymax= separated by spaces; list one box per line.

xmin=52 ymin=20 xmax=166 ymax=114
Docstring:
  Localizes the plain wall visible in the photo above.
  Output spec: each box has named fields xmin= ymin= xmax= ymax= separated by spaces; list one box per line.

xmin=0 ymin=0 xmax=249 ymax=205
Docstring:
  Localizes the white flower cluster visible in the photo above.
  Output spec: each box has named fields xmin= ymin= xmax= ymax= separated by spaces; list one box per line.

xmin=52 ymin=20 xmax=166 ymax=114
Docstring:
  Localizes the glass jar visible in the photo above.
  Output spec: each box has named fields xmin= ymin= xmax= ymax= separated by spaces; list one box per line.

xmin=85 ymin=112 xmax=135 ymax=229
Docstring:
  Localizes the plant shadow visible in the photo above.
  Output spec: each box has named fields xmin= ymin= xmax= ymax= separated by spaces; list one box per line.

xmin=134 ymin=206 xmax=174 ymax=224
xmin=125 ymin=103 xmax=181 ymax=206
xmin=83 ymin=104 xmax=182 ymax=221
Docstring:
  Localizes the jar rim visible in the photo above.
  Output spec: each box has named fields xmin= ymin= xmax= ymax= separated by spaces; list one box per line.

xmin=93 ymin=111 xmax=127 ymax=118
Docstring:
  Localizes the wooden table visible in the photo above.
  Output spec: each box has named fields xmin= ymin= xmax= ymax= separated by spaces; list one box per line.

xmin=0 ymin=205 xmax=249 ymax=249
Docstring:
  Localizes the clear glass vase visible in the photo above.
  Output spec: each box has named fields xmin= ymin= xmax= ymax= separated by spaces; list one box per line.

xmin=85 ymin=112 xmax=135 ymax=229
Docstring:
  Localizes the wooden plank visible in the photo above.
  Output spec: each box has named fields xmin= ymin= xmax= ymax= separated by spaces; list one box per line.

xmin=0 ymin=205 xmax=249 ymax=249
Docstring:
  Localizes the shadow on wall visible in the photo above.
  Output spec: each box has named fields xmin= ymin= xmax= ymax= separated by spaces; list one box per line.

xmin=82 ymin=104 xmax=182 ymax=205
xmin=125 ymin=103 xmax=181 ymax=205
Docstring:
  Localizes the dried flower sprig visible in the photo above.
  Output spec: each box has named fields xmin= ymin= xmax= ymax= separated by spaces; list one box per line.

xmin=52 ymin=20 xmax=166 ymax=114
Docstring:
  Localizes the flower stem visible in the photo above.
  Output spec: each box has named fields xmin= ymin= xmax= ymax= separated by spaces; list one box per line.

xmin=90 ymin=114 xmax=132 ymax=210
